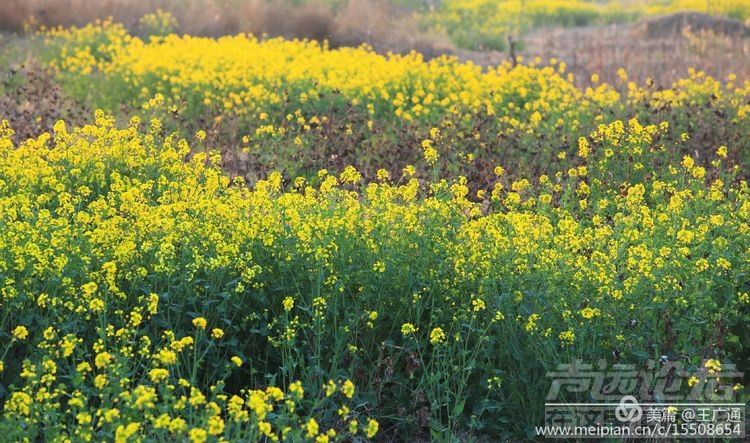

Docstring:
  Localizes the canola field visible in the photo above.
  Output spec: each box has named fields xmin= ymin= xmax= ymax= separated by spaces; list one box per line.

xmin=1 ymin=17 xmax=749 ymax=442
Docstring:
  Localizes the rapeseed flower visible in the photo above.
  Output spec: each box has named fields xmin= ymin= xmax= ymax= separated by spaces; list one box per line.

xmin=401 ymin=323 xmax=417 ymax=335
xmin=306 ymin=418 xmax=319 ymax=438
xmin=366 ymin=418 xmax=379 ymax=438
xmin=341 ymin=380 xmax=355 ymax=399
xmin=429 ymin=327 xmax=446 ymax=345
xmin=12 ymin=326 xmax=29 ymax=340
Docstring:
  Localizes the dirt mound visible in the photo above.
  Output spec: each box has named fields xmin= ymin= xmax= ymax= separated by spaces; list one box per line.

xmin=631 ymin=11 xmax=750 ymax=40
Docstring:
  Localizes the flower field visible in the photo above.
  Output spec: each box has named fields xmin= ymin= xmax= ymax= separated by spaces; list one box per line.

xmin=38 ymin=20 xmax=750 ymax=188
xmin=1 ymin=16 xmax=749 ymax=442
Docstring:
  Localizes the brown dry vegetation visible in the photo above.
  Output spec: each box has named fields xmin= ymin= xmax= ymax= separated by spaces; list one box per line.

xmin=457 ymin=12 xmax=750 ymax=90
xmin=0 ymin=60 xmax=89 ymax=144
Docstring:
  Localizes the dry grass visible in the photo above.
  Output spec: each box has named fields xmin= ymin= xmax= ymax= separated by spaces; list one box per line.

xmin=631 ymin=11 xmax=750 ymax=39
xmin=453 ymin=13 xmax=750 ymax=89
xmin=0 ymin=60 xmax=89 ymax=144
xmin=520 ymin=17 xmax=750 ymax=89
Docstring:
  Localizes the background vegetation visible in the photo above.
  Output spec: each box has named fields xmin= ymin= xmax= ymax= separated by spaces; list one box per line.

xmin=0 ymin=2 xmax=749 ymax=441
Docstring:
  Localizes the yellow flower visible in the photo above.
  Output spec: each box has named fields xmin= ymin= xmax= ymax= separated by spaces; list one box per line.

xmin=6 ymin=392 xmax=32 ymax=416
xmin=101 ymin=261 xmax=117 ymax=275
xmin=366 ymin=418 xmax=379 ymax=438
xmin=338 ymin=405 xmax=350 ymax=418
xmin=682 ymin=155 xmax=695 ymax=170
xmin=421 ymin=139 xmax=439 ymax=165
xmin=94 ymin=374 xmax=108 ymax=389
xmin=471 ymin=298 xmax=486 ymax=312
xmin=95 ymin=352 xmax=113 ymax=369
xmin=231 ymin=356 xmax=243 ymax=367
xmin=282 ymin=296 xmax=294 ymax=312
xmin=559 ymin=330 xmax=575 ymax=344
xmin=192 ymin=317 xmax=207 ymax=330
xmin=147 ymin=293 xmax=159 ymax=315
xmin=153 ymin=413 xmax=171 ymax=429
xmin=617 ymin=68 xmax=628 ymax=81
xmin=429 ymin=327 xmax=446 ymax=345
xmin=149 ymin=368 xmax=169 ymax=383
xmin=341 ymin=379 xmax=355 ymax=399
xmin=258 ymin=421 xmax=273 ymax=437
xmin=317 ymin=379 xmax=333 ymax=398
xmin=115 ymin=422 xmax=140 ymax=443
xmin=207 ymin=416 xmax=224 ymax=436
xmin=340 ymin=165 xmax=362 ymax=184
xmin=695 ymin=258 xmax=709 ymax=272
xmin=156 ymin=348 xmax=177 ymax=365
xmin=169 ymin=418 xmax=187 ymax=433
xmin=525 ymin=313 xmax=540 ymax=333
xmin=577 ymin=137 xmax=589 ymax=158
xmin=211 ymin=328 xmax=224 ymax=339
xmin=376 ymin=169 xmax=390 ymax=181
xmin=401 ymin=323 xmax=417 ymax=335
xmin=12 ymin=325 xmax=29 ymax=340
xmin=717 ymin=145 xmax=728 ymax=158
xmin=289 ymin=380 xmax=304 ymax=399
xmin=189 ymin=387 xmax=206 ymax=406
xmin=306 ymin=418 xmax=319 ymax=438
xmin=129 ymin=311 xmax=143 ymax=328
xmin=705 ymin=358 xmax=722 ymax=373
xmin=88 ymin=297 xmax=105 ymax=313
xmin=188 ymin=427 xmax=208 ymax=443
xmin=265 ymin=386 xmax=283 ymax=401
xmin=103 ymin=408 xmax=121 ymax=423
xmin=580 ymin=307 xmax=601 ymax=319
xmin=81 ymin=282 xmax=98 ymax=296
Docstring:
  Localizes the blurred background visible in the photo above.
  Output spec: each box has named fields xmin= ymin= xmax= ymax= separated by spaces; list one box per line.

xmin=1 ymin=0 xmax=749 ymax=86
